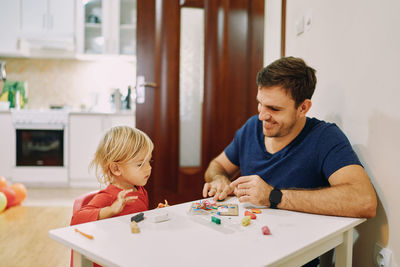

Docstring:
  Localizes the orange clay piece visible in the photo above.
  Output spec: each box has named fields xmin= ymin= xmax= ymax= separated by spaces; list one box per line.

xmin=75 ymin=228 xmax=94 ymax=240
xmin=251 ymin=208 xmax=261 ymax=214
xmin=244 ymin=210 xmax=256 ymax=219
xmin=158 ymin=199 xmax=169 ymax=208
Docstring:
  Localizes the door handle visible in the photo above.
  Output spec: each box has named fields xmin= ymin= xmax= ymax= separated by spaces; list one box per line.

xmin=136 ymin=76 xmax=157 ymax=104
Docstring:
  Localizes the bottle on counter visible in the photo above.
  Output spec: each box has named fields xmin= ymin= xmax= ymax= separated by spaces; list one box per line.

xmin=124 ymin=86 xmax=132 ymax=110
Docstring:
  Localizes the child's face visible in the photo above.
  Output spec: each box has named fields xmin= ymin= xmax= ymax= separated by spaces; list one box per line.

xmin=117 ymin=149 xmax=153 ymax=188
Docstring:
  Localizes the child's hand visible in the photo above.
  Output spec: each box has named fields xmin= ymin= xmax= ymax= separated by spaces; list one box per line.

xmin=110 ymin=189 xmax=138 ymax=214
xmin=98 ymin=189 xmax=138 ymax=219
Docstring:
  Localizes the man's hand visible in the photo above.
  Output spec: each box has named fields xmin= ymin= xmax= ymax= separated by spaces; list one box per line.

xmin=202 ymin=175 xmax=234 ymax=201
xmin=230 ymin=175 xmax=273 ymax=206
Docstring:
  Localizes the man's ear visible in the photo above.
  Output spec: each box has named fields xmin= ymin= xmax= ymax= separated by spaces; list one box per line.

xmin=109 ymin=162 xmax=122 ymax=176
xmin=298 ymin=99 xmax=312 ymax=116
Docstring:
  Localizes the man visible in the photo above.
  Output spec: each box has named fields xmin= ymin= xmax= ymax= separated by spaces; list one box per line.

xmin=203 ymin=57 xmax=377 ymax=219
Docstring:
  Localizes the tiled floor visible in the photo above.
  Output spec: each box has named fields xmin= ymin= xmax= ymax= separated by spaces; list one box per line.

xmin=23 ymin=187 xmax=99 ymax=207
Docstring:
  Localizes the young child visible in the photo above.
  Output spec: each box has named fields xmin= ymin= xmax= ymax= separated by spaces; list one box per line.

xmin=71 ymin=126 xmax=153 ymax=226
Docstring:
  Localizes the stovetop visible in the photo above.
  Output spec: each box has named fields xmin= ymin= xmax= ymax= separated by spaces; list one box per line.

xmin=11 ymin=109 xmax=69 ymax=125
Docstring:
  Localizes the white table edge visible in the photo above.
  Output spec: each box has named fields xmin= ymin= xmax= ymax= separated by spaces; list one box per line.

xmin=48 ymin=205 xmax=367 ymax=267
xmin=48 ymin=230 xmax=115 ymax=267
xmin=268 ymin=217 xmax=366 ymax=267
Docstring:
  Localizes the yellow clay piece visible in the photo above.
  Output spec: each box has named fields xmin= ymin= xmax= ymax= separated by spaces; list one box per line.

xmin=241 ymin=216 xmax=251 ymax=226
xmin=130 ymin=221 xmax=140 ymax=233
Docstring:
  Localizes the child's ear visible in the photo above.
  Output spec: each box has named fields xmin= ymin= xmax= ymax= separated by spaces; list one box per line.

xmin=109 ymin=162 xmax=122 ymax=176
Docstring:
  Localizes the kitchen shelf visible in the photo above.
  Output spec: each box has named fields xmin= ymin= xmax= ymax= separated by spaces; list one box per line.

xmin=85 ymin=23 xmax=102 ymax=29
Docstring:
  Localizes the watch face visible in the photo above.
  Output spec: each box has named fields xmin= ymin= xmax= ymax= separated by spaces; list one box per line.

xmin=270 ymin=189 xmax=282 ymax=203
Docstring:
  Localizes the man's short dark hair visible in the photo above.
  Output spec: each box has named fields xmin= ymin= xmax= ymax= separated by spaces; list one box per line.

xmin=256 ymin=57 xmax=317 ymax=107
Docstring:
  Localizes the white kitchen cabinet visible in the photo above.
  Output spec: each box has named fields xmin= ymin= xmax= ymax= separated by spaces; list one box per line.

xmin=76 ymin=0 xmax=136 ymax=57
xmin=0 ymin=0 xmax=21 ymax=55
xmin=69 ymin=113 xmax=135 ymax=187
xmin=0 ymin=112 xmax=14 ymax=179
xmin=21 ymin=0 xmax=75 ymax=38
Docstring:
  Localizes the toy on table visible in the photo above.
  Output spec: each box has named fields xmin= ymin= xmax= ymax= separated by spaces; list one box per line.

xmin=131 ymin=212 xmax=145 ymax=223
xmin=244 ymin=210 xmax=257 ymax=220
xmin=241 ymin=216 xmax=251 ymax=226
xmin=130 ymin=221 xmax=140 ymax=233
xmin=211 ymin=216 xmax=221 ymax=225
xmin=261 ymin=225 xmax=271 ymax=235
xmin=158 ymin=199 xmax=169 ymax=208
xmin=153 ymin=212 xmax=169 ymax=223
xmin=75 ymin=228 xmax=94 ymax=239
xmin=251 ymin=208 xmax=261 ymax=214
xmin=190 ymin=200 xmax=239 ymax=216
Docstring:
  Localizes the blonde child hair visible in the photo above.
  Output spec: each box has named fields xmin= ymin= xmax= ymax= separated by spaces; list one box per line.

xmin=90 ymin=126 xmax=154 ymax=185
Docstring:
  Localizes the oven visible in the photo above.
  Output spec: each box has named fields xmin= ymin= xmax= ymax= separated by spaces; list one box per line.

xmin=11 ymin=110 xmax=69 ymax=186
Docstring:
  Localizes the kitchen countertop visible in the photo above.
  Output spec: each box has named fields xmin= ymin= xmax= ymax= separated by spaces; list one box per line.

xmin=69 ymin=110 xmax=135 ymax=115
xmin=0 ymin=109 xmax=134 ymax=115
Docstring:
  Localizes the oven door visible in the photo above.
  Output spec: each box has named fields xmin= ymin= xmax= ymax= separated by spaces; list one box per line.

xmin=16 ymin=128 xmax=64 ymax=166
xmin=12 ymin=123 xmax=69 ymax=186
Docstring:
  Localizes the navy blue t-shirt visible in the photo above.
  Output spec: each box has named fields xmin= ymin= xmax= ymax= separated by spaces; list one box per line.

xmin=225 ymin=115 xmax=361 ymax=189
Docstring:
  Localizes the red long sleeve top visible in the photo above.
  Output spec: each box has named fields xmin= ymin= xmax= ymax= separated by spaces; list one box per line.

xmin=71 ymin=184 xmax=149 ymax=225
xmin=70 ymin=184 xmax=148 ymax=267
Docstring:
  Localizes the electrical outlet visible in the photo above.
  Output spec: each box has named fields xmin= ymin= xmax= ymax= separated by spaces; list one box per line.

xmin=374 ymin=243 xmax=392 ymax=267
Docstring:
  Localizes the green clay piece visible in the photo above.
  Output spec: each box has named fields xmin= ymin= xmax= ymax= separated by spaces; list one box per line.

xmin=211 ymin=216 xmax=221 ymax=225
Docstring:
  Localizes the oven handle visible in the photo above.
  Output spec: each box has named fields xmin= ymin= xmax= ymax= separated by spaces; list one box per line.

xmin=14 ymin=123 xmax=66 ymax=130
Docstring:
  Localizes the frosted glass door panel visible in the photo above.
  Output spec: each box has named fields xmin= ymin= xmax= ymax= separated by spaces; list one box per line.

xmin=119 ymin=0 xmax=137 ymax=55
xmin=179 ymin=8 xmax=204 ymax=167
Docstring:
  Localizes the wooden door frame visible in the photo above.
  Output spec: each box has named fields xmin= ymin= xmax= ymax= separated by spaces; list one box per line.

xmin=281 ymin=0 xmax=286 ymax=57
xmin=137 ymin=0 xmax=264 ymax=208
xmin=137 ymin=0 xmax=182 ymax=207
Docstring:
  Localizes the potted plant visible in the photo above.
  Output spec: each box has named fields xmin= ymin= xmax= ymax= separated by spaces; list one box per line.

xmin=0 ymin=81 xmax=28 ymax=109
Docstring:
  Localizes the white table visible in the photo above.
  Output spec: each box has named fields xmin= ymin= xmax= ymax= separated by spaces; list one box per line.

xmin=49 ymin=198 xmax=365 ymax=267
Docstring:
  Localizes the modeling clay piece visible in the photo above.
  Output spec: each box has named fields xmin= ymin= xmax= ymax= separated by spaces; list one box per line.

xmin=211 ymin=216 xmax=221 ymax=225
xmin=75 ymin=228 xmax=94 ymax=240
xmin=130 ymin=221 xmax=140 ymax=233
xmin=130 ymin=212 xmax=145 ymax=222
xmin=153 ymin=212 xmax=169 ymax=223
xmin=193 ymin=199 xmax=216 ymax=210
xmin=158 ymin=199 xmax=169 ymax=208
xmin=244 ymin=210 xmax=256 ymax=219
xmin=251 ymin=208 xmax=261 ymax=214
xmin=190 ymin=202 xmax=238 ymax=216
xmin=241 ymin=216 xmax=251 ymax=226
xmin=262 ymin=225 xmax=271 ymax=235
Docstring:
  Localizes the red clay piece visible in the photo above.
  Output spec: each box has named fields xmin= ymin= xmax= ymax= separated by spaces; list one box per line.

xmin=262 ymin=225 xmax=271 ymax=235
xmin=244 ymin=210 xmax=256 ymax=219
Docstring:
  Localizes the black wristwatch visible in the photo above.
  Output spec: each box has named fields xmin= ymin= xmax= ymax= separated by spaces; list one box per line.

xmin=269 ymin=188 xmax=282 ymax=209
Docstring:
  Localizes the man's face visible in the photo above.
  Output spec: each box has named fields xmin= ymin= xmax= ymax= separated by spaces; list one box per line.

xmin=257 ymin=86 xmax=302 ymax=138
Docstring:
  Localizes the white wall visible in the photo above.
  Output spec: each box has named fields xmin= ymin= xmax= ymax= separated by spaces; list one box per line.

xmin=265 ymin=0 xmax=399 ymax=266
xmin=263 ymin=0 xmax=282 ymax=65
